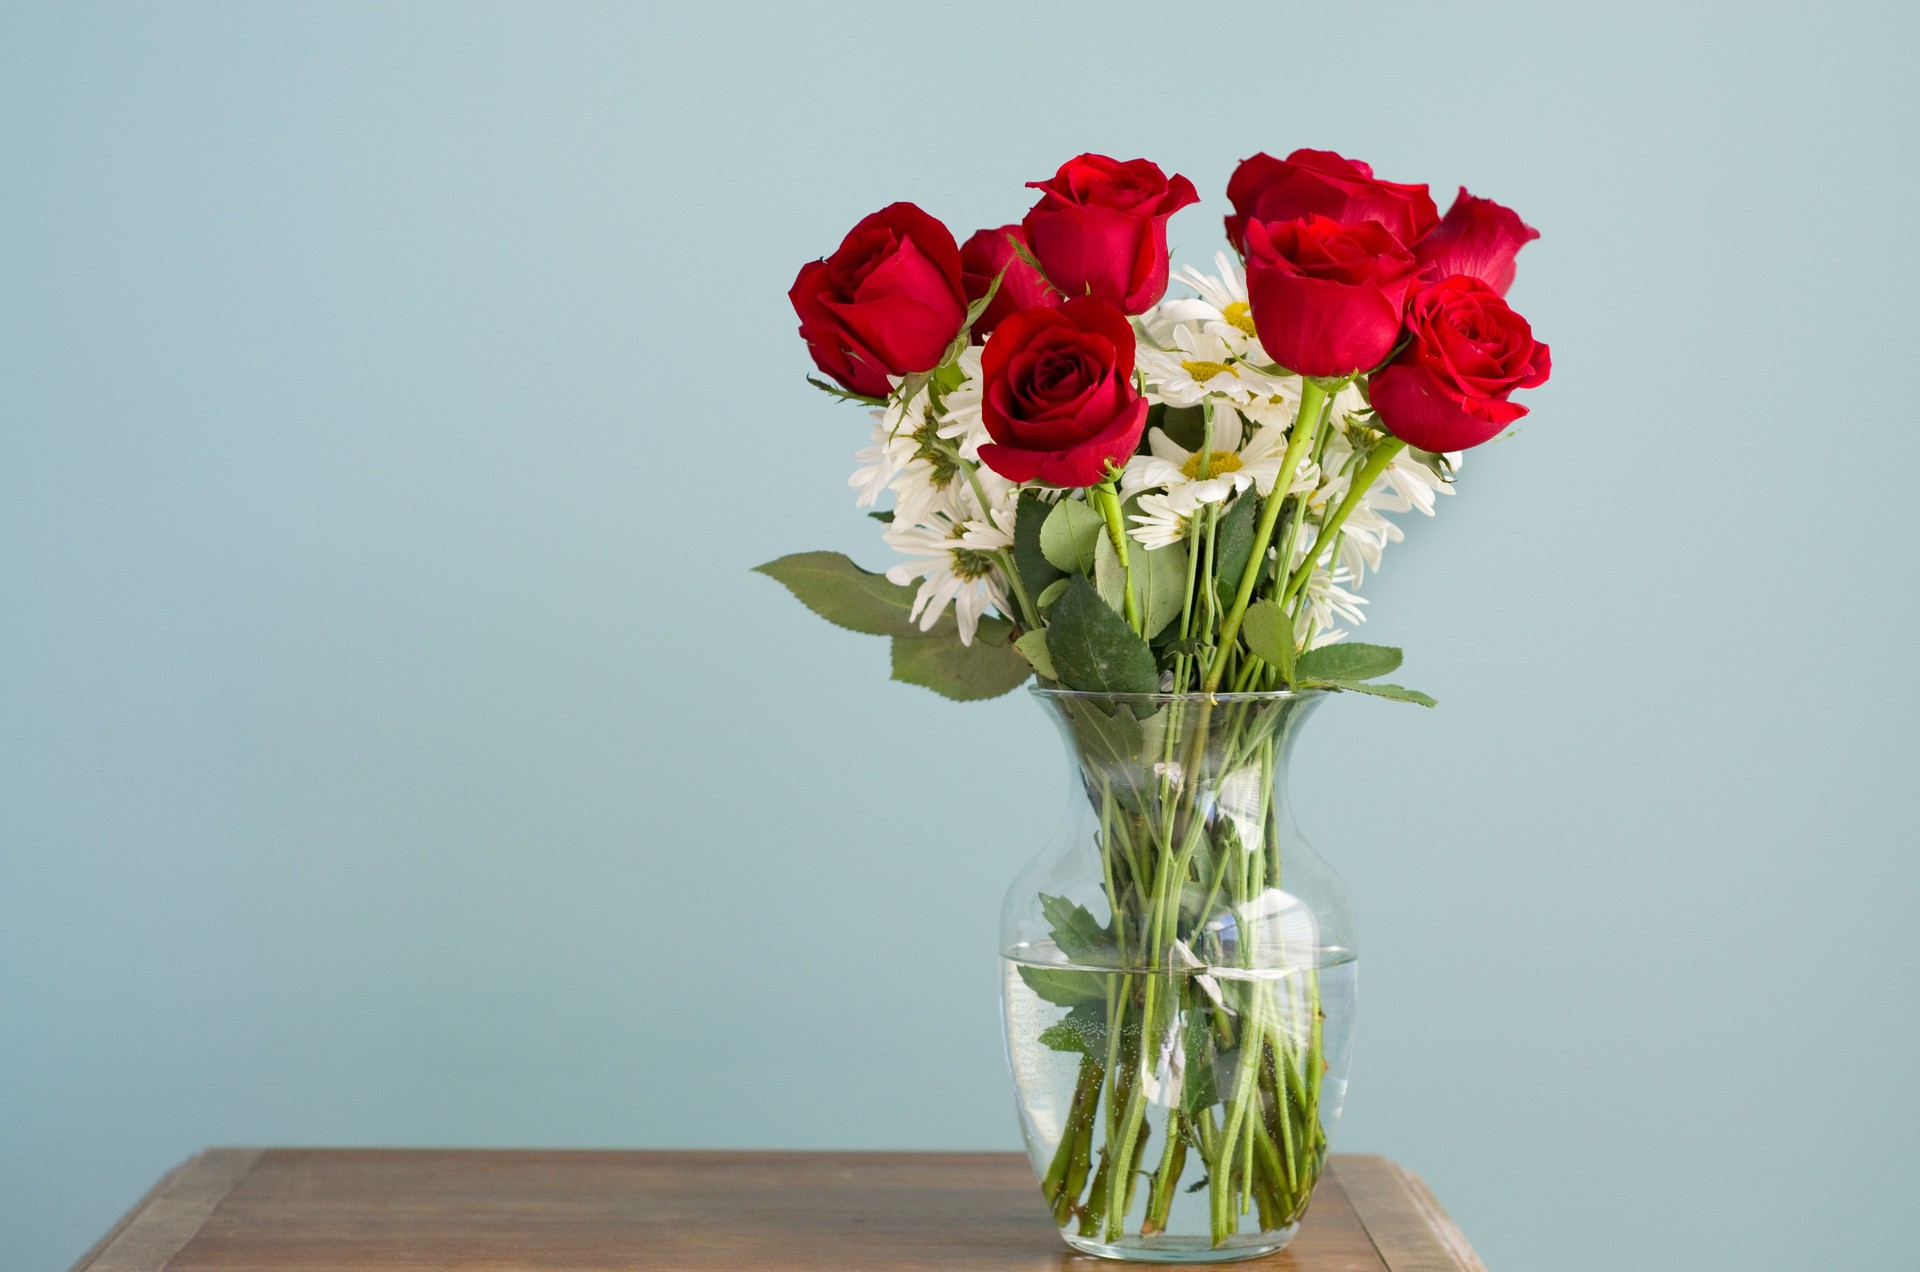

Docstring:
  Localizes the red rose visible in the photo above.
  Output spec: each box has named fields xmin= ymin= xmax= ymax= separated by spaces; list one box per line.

xmin=1225 ymin=148 xmax=1438 ymax=254
xmin=978 ymin=298 xmax=1149 ymax=487
xmin=1021 ymin=154 xmax=1199 ymax=315
xmin=1413 ymin=187 xmax=1540 ymax=296
xmin=789 ymin=202 xmax=966 ymax=399
xmin=1244 ymin=216 xmax=1418 ymax=378
xmin=959 ymin=225 xmax=1059 ymax=338
xmin=1369 ymin=275 xmax=1551 ymax=451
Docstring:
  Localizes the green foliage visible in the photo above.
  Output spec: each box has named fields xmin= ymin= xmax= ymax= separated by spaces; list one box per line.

xmin=806 ymin=375 xmax=888 ymax=407
xmin=1295 ymin=642 xmax=1401 ymax=683
xmin=752 ymin=551 xmax=924 ymax=637
xmin=1040 ymin=893 xmax=1116 ymax=962
xmin=1093 ymin=532 xmax=1127 ymax=615
xmin=1040 ymin=498 xmax=1104 ymax=575
xmin=1133 ymin=540 xmax=1189 ymax=641
xmin=1014 ymin=629 xmax=1057 ymax=680
xmin=1017 ymin=964 xmax=1106 ymax=1008
xmin=1038 ymin=1002 xmax=1108 ymax=1055
xmin=1240 ymin=599 xmax=1296 ymax=685
xmin=867 ymin=509 xmax=893 ymax=523
xmin=1046 ymin=576 xmax=1158 ymax=695
xmin=889 ymin=619 xmax=1031 ymax=701
xmin=1148 ymin=402 xmax=1207 ymax=453
xmin=1035 ymin=578 xmax=1070 ymax=609
xmin=1317 ymin=680 xmax=1437 ymax=707
xmin=1059 ymin=696 xmax=1147 ymax=766
xmin=1211 ymin=493 xmax=1263 ymax=610
xmin=1013 ymin=492 xmax=1065 ymax=600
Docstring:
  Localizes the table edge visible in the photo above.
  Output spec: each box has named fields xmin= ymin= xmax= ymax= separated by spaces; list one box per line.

xmin=1329 ymin=1155 xmax=1487 ymax=1272
xmin=69 ymin=1149 xmax=262 ymax=1272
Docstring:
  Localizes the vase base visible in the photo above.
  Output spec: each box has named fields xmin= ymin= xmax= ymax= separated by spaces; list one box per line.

xmin=1058 ymin=1225 xmax=1299 ymax=1264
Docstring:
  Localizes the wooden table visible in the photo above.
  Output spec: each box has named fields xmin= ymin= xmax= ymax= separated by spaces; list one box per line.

xmin=71 ymin=1149 xmax=1485 ymax=1271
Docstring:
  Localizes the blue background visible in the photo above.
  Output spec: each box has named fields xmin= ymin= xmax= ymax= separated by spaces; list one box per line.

xmin=4 ymin=3 xmax=1916 ymax=1268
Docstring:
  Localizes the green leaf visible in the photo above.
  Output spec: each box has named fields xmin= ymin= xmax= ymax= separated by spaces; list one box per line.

xmin=806 ymin=375 xmax=887 ymax=407
xmin=1093 ymin=531 xmax=1127 ymax=615
xmin=1037 ymin=1002 xmax=1108 ymax=1055
xmin=1013 ymin=629 xmax=1057 ymax=680
xmin=1039 ymin=498 xmax=1104 ymax=575
xmin=1017 ymin=964 xmax=1106 ymax=1008
xmin=867 ymin=509 xmax=894 ymax=523
xmin=1040 ymin=894 xmax=1116 ymax=963
xmin=1295 ymin=641 xmax=1402 ymax=683
xmin=753 ymin=551 xmax=922 ymax=638
xmin=1035 ymin=578 xmax=1070 ymax=609
xmin=1059 ymin=696 xmax=1147 ymax=767
xmin=1046 ymin=576 xmax=1159 ymax=695
xmin=1013 ymin=492 xmax=1065 ymax=600
xmin=1133 ymin=539 xmax=1189 ymax=642
xmin=889 ymin=619 xmax=1031 ymax=701
xmin=1211 ymin=493 xmax=1263 ymax=609
xmin=1005 ymin=233 xmax=1061 ymax=297
xmin=1239 ymin=599 xmax=1296 ymax=684
xmin=1146 ymin=402 xmax=1207 ymax=453
xmin=1309 ymin=678 xmax=1437 ymax=708
xmin=963 ymin=265 xmax=1005 ymax=329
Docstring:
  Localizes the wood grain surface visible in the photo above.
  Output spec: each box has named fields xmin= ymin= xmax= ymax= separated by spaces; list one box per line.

xmin=71 ymin=1149 xmax=1480 ymax=1272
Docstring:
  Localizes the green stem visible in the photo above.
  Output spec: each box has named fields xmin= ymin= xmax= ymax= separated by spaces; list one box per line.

xmin=1094 ymin=479 xmax=1143 ymax=635
xmin=1277 ymin=437 xmax=1406 ymax=612
xmin=1204 ymin=379 xmax=1330 ymax=691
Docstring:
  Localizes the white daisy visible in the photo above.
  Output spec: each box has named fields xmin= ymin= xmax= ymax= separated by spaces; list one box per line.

xmin=883 ymin=512 xmax=1013 ymax=645
xmin=1137 ymin=324 xmax=1289 ymax=409
xmin=1292 ymin=565 xmax=1367 ymax=649
xmin=933 ymin=344 xmax=988 ymax=461
xmin=1128 ymin=487 xmax=1204 ymax=550
xmin=1121 ymin=404 xmax=1317 ymax=506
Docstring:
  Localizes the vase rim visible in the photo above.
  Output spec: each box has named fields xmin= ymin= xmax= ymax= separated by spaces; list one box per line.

xmin=1028 ymin=687 xmax=1327 ymax=705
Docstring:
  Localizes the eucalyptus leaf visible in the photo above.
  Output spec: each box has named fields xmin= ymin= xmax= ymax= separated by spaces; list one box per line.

xmin=752 ymin=551 xmax=921 ymax=637
xmin=1046 ymin=576 xmax=1158 ymax=695
xmin=1014 ymin=629 xmax=1058 ymax=680
xmin=1013 ymin=492 xmax=1065 ymax=599
xmin=889 ymin=619 xmax=1031 ymax=701
xmin=1239 ymin=599 xmax=1296 ymax=684
xmin=1039 ymin=498 xmax=1105 ymax=575
xmin=1295 ymin=641 xmax=1402 ymax=683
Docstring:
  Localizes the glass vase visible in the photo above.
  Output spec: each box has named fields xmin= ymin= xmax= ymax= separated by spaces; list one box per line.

xmin=1000 ymin=689 xmax=1357 ymax=1263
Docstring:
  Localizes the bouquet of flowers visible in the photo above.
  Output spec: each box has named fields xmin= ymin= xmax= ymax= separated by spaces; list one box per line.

xmin=759 ymin=149 xmax=1549 ymax=1259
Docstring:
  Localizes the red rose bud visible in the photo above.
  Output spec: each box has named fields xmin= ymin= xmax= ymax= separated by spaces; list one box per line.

xmin=1244 ymin=216 xmax=1418 ymax=378
xmin=1225 ymin=148 xmax=1438 ymax=255
xmin=1369 ymin=275 xmax=1551 ymax=452
xmin=1021 ymin=154 xmax=1199 ymax=315
xmin=789 ymin=201 xmax=967 ymax=399
xmin=1413 ymin=188 xmax=1540 ymax=296
xmin=959 ymin=225 xmax=1060 ymax=338
xmin=977 ymin=298 xmax=1150 ymax=488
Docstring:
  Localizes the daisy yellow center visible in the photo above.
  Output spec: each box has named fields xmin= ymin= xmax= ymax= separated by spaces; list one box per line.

xmin=950 ymin=547 xmax=998 ymax=580
xmin=1182 ymin=451 xmax=1243 ymax=480
xmin=1181 ymin=359 xmax=1238 ymax=382
xmin=1221 ymin=301 xmax=1258 ymax=338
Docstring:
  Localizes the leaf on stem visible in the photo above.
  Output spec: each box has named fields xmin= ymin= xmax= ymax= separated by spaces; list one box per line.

xmin=1013 ymin=629 xmax=1058 ymax=680
xmin=1295 ymin=642 xmax=1402 ymax=682
xmin=1014 ymin=492 xmax=1065 ymax=599
xmin=1017 ymin=964 xmax=1106 ymax=1008
xmin=806 ymin=375 xmax=888 ymax=407
xmin=1046 ymin=576 xmax=1158 ymax=695
xmin=1040 ymin=893 xmax=1117 ymax=962
xmin=889 ymin=619 xmax=1032 ymax=701
xmin=1211 ymin=492 xmax=1263 ymax=610
xmin=1039 ymin=497 xmax=1104 ymax=575
xmin=1133 ymin=540 xmax=1189 ymax=642
xmin=1037 ymin=1002 xmax=1108 ymax=1055
xmin=1239 ymin=599 xmax=1296 ymax=685
xmin=1311 ymin=679 xmax=1437 ymax=707
xmin=753 ymin=551 xmax=923 ymax=637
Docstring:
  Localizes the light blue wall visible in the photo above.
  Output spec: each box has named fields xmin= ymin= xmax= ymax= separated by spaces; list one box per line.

xmin=4 ymin=2 xmax=1916 ymax=1268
